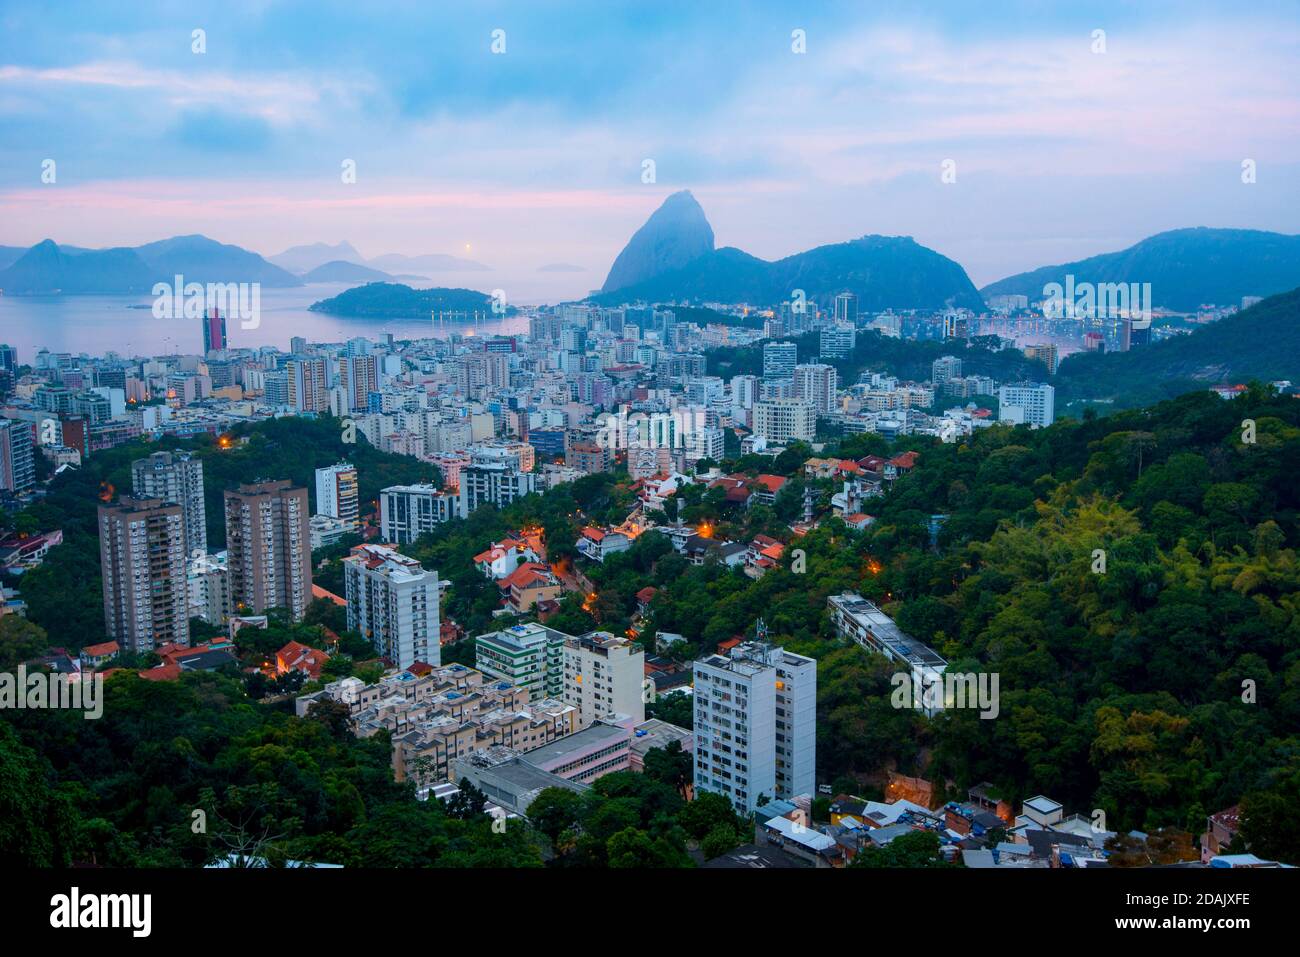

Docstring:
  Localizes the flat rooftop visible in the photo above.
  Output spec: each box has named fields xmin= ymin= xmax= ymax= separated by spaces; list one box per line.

xmin=829 ymin=593 xmax=947 ymax=669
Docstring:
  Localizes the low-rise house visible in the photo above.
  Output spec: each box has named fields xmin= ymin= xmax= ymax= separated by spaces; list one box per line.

xmin=628 ymin=717 xmax=694 ymax=773
xmin=501 ymin=562 xmax=563 ymax=614
xmin=274 ymin=640 xmax=331 ymax=680
xmin=79 ymin=640 xmax=120 ymax=670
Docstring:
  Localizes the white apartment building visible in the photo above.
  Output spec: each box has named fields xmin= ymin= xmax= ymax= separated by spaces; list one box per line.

xmin=827 ymin=592 xmax=948 ymax=718
xmin=692 ymin=636 xmax=818 ymax=813
xmin=343 ymin=543 xmax=442 ymax=669
xmin=315 ymin=462 xmax=359 ymax=527
xmin=753 ymin=398 xmax=816 ymax=445
xmin=693 ymin=646 xmax=777 ymax=813
xmin=562 ymin=631 xmax=645 ymax=728
xmin=761 ymin=342 xmax=797 ymax=380
xmin=998 ymin=382 xmax=1056 ymax=428
xmin=457 ymin=461 xmax=539 ymax=515
xmin=475 ymin=622 xmax=568 ymax=700
xmin=819 ymin=323 xmax=856 ymax=359
xmin=379 ymin=483 xmax=462 ymax=545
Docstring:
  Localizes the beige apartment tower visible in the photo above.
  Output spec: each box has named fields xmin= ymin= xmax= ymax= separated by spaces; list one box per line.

xmin=98 ymin=496 xmax=191 ymax=653
xmin=224 ymin=480 xmax=312 ymax=620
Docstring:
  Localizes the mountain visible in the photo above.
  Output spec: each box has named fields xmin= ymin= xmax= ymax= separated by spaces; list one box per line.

xmin=1056 ymin=285 xmax=1300 ymax=408
xmin=301 ymin=260 xmax=395 ymax=283
xmin=601 ymin=190 xmax=715 ymax=293
xmin=366 ymin=252 xmax=491 ymax=274
xmin=592 ymin=235 xmax=984 ymax=311
xmin=309 ymin=282 xmax=511 ymax=318
xmin=269 ymin=241 xmax=365 ymax=274
xmin=133 ymin=235 xmax=302 ymax=287
xmin=981 ymin=228 xmax=1300 ymax=311
xmin=593 ymin=190 xmax=982 ymax=310
xmin=0 ymin=240 xmax=156 ymax=294
xmin=0 ymin=235 xmax=301 ymax=294
xmin=0 ymin=245 xmax=27 ymax=271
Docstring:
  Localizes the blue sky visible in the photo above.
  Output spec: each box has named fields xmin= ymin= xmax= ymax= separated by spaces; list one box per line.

xmin=1 ymin=0 xmax=1297 ymax=299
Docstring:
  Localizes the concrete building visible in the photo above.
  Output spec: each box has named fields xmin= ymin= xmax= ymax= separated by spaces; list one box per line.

xmin=998 ymin=382 xmax=1056 ymax=428
xmin=343 ymin=543 xmax=442 ymax=669
xmin=288 ymin=358 xmax=330 ymax=412
xmin=793 ymin=363 xmax=838 ymax=414
xmin=692 ymin=634 xmax=819 ymax=814
xmin=379 ymin=483 xmax=461 ymax=545
xmin=819 ymin=323 xmax=856 ymax=359
xmin=753 ymin=398 xmax=816 ymax=445
xmin=762 ymin=341 xmax=798 ymax=381
xmin=520 ymin=719 xmax=633 ymax=784
xmin=563 ymin=631 xmax=646 ymax=728
xmin=98 ymin=496 xmax=190 ymax=653
xmin=476 ymin=622 xmax=567 ymax=700
xmin=224 ymin=480 xmax=312 ymax=621
xmin=131 ymin=449 xmax=207 ymax=556
xmin=827 ymin=592 xmax=948 ymax=717
xmin=315 ymin=462 xmax=359 ymax=527
xmin=457 ymin=461 xmax=538 ymax=515
xmin=0 ymin=417 xmax=35 ymax=496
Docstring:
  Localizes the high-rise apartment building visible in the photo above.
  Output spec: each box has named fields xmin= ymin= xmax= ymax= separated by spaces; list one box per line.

xmin=931 ymin=355 xmax=963 ymax=387
xmin=338 ymin=354 xmax=379 ymax=413
xmin=202 ymin=307 xmax=227 ymax=354
xmin=562 ymin=631 xmax=645 ymax=728
xmin=819 ymin=323 xmax=856 ymax=359
xmin=762 ymin=341 xmax=798 ymax=380
xmin=753 ymin=398 xmax=816 ymax=445
xmin=224 ymin=480 xmax=312 ymax=620
xmin=793 ymin=363 xmax=838 ymax=414
xmin=833 ymin=291 xmax=859 ymax=326
xmin=457 ymin=461 xmax=538 ymax=515
xmin=0 ymin=417 xmax=36 ymax=496
xmin=98 ymin=496 xmax=190 ymax=652
xmin=475 ymin=622 xmax=568 ymax=700
xmin=343 ymin=543 xmax=441 ymax=669
xmin=692 ymin=637 xmax=818 ymax=813
xmin=131 ymin=450 xmax=207 ymax=556
xmin=998 ymin=382 xmax=1056 ymax=428
xmin=288 ymin=358 xmax=329 ymax=412
xmin=315 ymin=462 xmax=359 ymax=527
xmin=379 ymin=483 xmax=461 ymax=544
xmin=1023 ymin=343 xmax=1059 ymax=375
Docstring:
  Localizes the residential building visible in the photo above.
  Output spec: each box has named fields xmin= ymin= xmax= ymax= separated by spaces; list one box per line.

xmin=379 ymin=483 xmax=461 ymax=544
xmin=343 ymin=542 xmax=441 ymax=669
xmin=476 ymin=622 xmax=567 ymax=700
xmin=762 ymin=341 xmax=797 ymax=380
xmin=828 ymin=592 xmax=947 ymax=717
xmin=0 ymin=417 xmax=35 ymax=496
xmin=793 ymin=363 xmax=837 ymax=414
xmin=315 ymin=462 xmax=359 ymax=527
xmin=753 ymin=398 xmax=816 ymax=445
xmin=998 ymin=382 xmax=1056 ymax=427
xmin=224 ymin=480 xmax=312 ymax=621
xmin=131 ymin=449 xmax=207 ymax=555
xmin=563 ymin=631 xmax=646 ymax=728
xmin=98 ymin=496 xmax=190 ymax=653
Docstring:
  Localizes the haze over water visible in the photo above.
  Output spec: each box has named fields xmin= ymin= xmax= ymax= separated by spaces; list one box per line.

xmin=0 ymin=283 xmax=531 ymax=362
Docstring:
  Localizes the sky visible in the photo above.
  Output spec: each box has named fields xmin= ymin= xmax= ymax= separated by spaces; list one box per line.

xmin=1 ymin=0 xmax=1298 ymax=300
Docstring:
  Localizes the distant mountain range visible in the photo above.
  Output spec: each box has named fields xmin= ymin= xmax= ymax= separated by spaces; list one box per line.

xmin=308 ymin=282 xmax=512 ymax=319
xmin=1056 ymin=285 xmax=1300 ymax=408
xmin=0 ymin=235 xmax=301 ymax=294
xmin=269 ymin=241 xmax=491 ymax=277
xmin=592 ymin=191 xmax=984 ymax=311
xmin=981 ymin=228 xmax=1300 ymax=311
